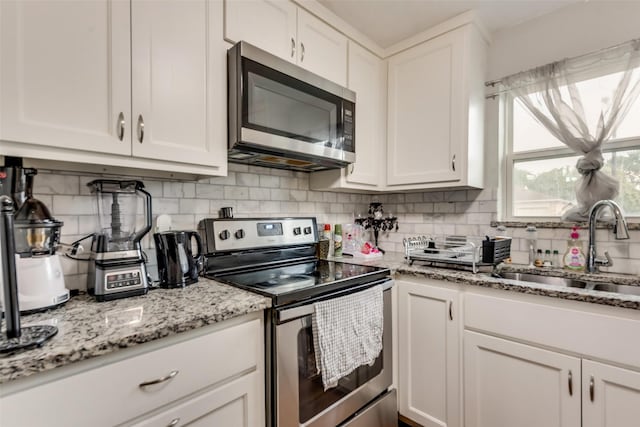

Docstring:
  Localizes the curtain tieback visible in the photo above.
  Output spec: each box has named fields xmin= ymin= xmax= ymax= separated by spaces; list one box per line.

xmin=576 ymin=149 xmax=604 ymax=176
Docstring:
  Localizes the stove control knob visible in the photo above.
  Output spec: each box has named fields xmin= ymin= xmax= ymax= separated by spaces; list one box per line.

xmin=293 ymin=227 xmax=302 ymax=235
xmin=235 ymin=229 xmax=245 ymax=239
xmin=303 ymin=226 xmax=312 ymax=235
xmin=219 ymin=230 xmax=230 ymax=240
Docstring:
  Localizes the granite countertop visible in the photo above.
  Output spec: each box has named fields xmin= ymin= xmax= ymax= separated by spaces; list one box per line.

xmin=334 ymin=252 xmax=640 ymax=310
xmin=0 ymin=278 xmax=271 ymax=385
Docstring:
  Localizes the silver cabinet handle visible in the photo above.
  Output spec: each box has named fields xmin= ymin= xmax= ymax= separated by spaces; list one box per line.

xmin=589 ymin=375 xmax=595 ymax=402
xmin=349 ymin=164 xmax=355 ymax=174
xmin=138 ymin=369 xmax=179 ymax=389
xmin=301 ymin=42 xmax=305 ymax=61
xmin=291 ymin=37 xmax=296 ymax=58
xmin=137 ymin=114 xmax=145 ymax=143
xmin=167 ymin=418 xmax=180 ymax=427
xmin=568 ymin=370 xmax=573 ymax=396
xmin=117 ymin=112 xmax=125 ymax=141
xmin=448 ymin=301 xmax=453 ymax=321
xmin=452 ymin=154 xmax=456 ymax=172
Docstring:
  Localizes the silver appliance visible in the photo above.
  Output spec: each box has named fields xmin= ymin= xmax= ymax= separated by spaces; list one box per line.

xmin=87 ymin=180 xmax=152 ymax=301
xmin=228 ymin=41 xmax=356 ymax=172
xmin=202 ymin=217 xmax=397 ymax=427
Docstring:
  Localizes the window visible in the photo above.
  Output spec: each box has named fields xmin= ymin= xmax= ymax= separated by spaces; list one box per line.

xmin=503 ymin=69 xmax=640 ymax=219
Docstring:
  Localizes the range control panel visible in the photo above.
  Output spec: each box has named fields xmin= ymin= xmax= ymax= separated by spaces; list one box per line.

xmin=199 ymin=217 xmax=318 ymax=253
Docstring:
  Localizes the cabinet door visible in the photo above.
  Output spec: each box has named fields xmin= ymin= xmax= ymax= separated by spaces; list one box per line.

xmin=387 ymin=28 xmax=464 ymax=186
xmin=0 ymin=0 xmax=131 ymax=155
xmin=131 ymin=0 xmax=226 ymax=170
xmin=398 ymin=281 xmax=461 ymax=427
xmin=464 ymin=331 xmax=581 ymax=427
xmin=346 ymin=42 xmax=385 ymax=188
xmin=582 ymin=360 xmax=640 ymax=427
xmin=224 ymin=0 xmax=297 ymax=63
xmin=130 ymin=371 xmax=263 ymax=427
xmin=297 ymin=8 xmax=347 ymax=87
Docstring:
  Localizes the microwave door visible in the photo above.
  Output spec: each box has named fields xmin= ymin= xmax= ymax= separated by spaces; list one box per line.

xmin=237 ymin=59 xmax=351 ymax=164
xmin=247 ymin=72 xmax=337 ymax=147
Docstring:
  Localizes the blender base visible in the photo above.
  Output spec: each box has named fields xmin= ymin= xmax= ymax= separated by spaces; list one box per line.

xmin=0 ymin=325 xmax=58 ymax=354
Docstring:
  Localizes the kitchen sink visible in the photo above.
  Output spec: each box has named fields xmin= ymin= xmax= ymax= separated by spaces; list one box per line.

xmin=492 ymin=272 xmax=640 ymax=297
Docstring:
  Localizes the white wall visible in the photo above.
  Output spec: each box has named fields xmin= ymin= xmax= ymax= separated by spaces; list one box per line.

xmin=488 ymin=1 xmax=640 ymax=80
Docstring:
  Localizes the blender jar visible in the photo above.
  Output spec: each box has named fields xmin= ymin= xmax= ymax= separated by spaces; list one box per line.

xmin=88 ymin=180 xmax=152 ymax=253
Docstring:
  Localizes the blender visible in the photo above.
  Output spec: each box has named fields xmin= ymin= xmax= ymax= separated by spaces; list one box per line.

xmin=0 ymin=161 xmax=70 ymax=314
xmin=87 ymin=180 xmax=152 ymax=301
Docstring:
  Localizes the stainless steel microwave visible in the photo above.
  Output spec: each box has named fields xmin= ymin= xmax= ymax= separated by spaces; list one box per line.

xmin=228 ymin=41 xmax=356 ymax=172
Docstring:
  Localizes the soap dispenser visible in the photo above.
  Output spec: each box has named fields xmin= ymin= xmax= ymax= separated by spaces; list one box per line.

xmin=563 ymin=226 xmax=586 ymax=271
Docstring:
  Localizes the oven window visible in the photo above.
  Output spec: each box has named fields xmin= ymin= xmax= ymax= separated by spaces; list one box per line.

xmin=297 ymin=323 xmax=383 ymax=423
xmin=242 ymin=58 xmax=340 ymax=147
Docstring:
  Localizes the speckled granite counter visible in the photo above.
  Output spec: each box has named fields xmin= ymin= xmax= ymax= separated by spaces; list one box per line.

xmin=333 ymin=252 xmax=640 ymax=310
xmin=0 ymin=278 xmax=270 ymax=384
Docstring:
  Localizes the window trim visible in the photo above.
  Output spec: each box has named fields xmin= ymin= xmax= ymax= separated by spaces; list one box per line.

xmin=501 ymin=92 xmax=640 ymax=222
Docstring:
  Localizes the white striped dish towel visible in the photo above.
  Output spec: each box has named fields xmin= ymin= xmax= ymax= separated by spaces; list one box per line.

xmin=312 ymin=284 xmax=384 ymax=390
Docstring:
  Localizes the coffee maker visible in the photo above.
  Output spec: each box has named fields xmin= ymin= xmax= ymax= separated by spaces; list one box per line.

xmin=0 ymin=158 xmax=70 ymax=313
xmin=87 ymin=180 xmax=152 ymax=301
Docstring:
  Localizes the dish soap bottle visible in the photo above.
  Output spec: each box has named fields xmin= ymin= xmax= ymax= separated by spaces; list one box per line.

xmin=563 ymin=226 xmax=586 ymax=271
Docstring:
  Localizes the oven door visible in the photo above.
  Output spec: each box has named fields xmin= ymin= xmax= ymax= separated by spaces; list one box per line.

xmin=274 ymin=280 xmax=394 ymax=427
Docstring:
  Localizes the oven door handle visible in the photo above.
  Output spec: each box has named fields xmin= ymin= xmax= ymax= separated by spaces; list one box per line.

xmin=277 ymin=279 xmax=394 ymax=323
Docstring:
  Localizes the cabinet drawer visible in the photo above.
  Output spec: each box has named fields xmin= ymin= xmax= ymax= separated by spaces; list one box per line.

xmin=0 ymin=317 xmax=262 ymax=427
xmin=127 ymin=371 xmax=261 ymax=427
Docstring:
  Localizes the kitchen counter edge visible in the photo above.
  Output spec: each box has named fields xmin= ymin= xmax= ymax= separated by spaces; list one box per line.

xmin=332 ymin=253 xmax=640 ymax=311
xmin=0 ymin=278 xmax=270 ymax=385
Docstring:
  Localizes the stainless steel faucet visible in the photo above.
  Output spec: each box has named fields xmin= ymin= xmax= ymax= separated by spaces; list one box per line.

xmin=587 ymin=200 xmax=630 ymax=273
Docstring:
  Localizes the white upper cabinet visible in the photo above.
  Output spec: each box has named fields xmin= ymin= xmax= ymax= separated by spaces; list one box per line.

xmin=224 ymin=0 xmax=297 ymax=63
xmin=387 ymin=23 xmax=487 ymax=190
xmin=0 ymin=0 xmax=227 ymax=176
xmin=310 ymin=41 xmax=386 ymax=191
xmin=224 ymin=0 xmax=347 ymax=86
xmin=0 ymin=0 xmax=132 ymax=156
xmin=131 ymin=0 xmax=226 ymax=167
xmin=296 ymin=8 xmax=347 ymax=87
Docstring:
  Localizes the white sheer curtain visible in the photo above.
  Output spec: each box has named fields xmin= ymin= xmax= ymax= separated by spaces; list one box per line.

xmin=502 ymin=39 xmax=640 ymax=221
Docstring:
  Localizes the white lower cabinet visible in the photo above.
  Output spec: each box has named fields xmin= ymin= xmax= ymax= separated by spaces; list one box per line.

xmin=464 ymin=331 xmax=581 ymax=427
xmin=462 ymin=288 xmax=640 ymax=427
xmin=131 ymin=371 xmax=261 ymax=427
xmin=397 ymin=280 xmax=461 ymax=427
xmin=0 ymin=313 xmax=264 ymax=427
xmin=582 ymin=360 xmax=640 ymax=427
xmin=397 ymin=277 xmax=640 ymax=427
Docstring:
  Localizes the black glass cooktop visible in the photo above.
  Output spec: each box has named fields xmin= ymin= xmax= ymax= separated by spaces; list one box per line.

xmin=210 ymin=259 xmax=390 ymax=307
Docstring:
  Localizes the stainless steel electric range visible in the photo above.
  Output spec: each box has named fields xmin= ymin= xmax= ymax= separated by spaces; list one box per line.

xmin=200 ymin=217 xmax=397 ymax=427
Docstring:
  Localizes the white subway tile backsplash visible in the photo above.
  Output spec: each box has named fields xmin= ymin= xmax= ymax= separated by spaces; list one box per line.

xmin=236 ymin=173 xmax=260 ymax=187
xmin=259 ymin=175 xmax=280 ymax=188
xmin=34 ymin=173 xmax=79 ymax=195
xmin=224 ymin=186 xmax=249 ymax=200
xmin=52 ymin=195 xmax=95 ymax=215
xmin=28 ymin=165 xmax=638 ymax=293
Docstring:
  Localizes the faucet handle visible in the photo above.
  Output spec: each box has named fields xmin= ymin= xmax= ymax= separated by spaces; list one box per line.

xmin=594 ymin=251 xmax=613 ymax=268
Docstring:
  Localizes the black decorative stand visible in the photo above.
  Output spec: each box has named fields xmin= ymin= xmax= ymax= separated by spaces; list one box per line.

xmin=354 ymin=202 xmax=398 ymax=254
